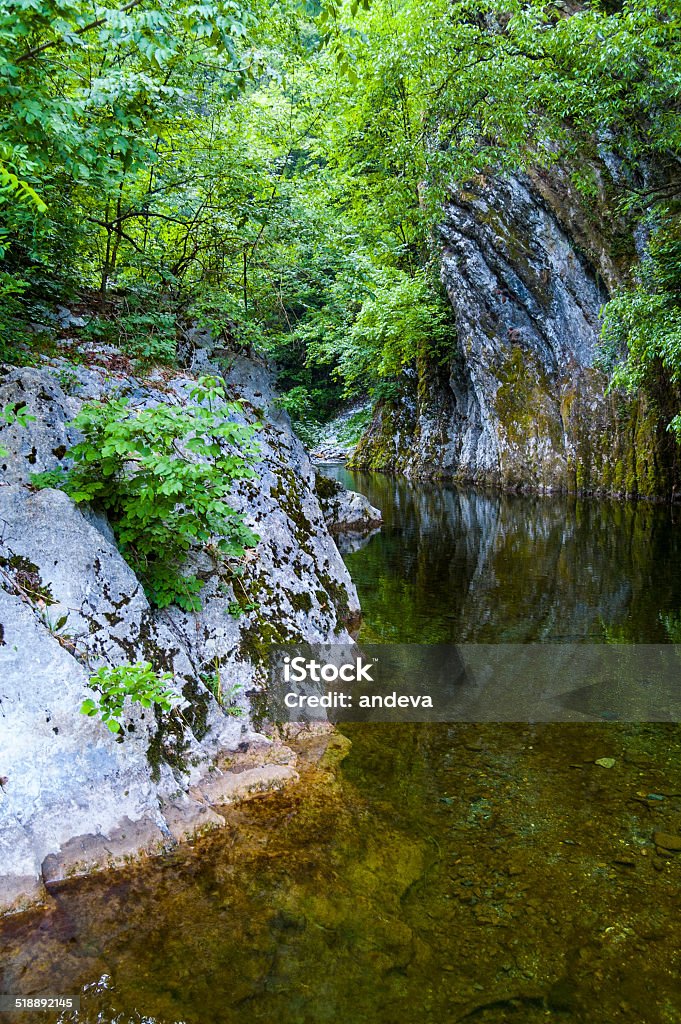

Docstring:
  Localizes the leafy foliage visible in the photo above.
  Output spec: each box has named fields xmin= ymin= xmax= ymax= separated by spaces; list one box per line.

xmin=0 ymin=163 xmax=46 ymax=214
xmin=274 ymin=385 xmax=324 ymax=445
xmin=65 ymin=375 xmax=260 ymax=609
xmin=0 ymin=0 xmax=679 ymax=428
xmin=334 ymin=271 xmax=452 ymax=394
xmin=81 ymin=662 xmax=181 ymax=733
xmin=84 ymin=311 xmax=178 ymax=366
xmin=601 ymin=221 xmax=681 ymax=435
xmin=29 ymin=468 xmax=69 ymax=489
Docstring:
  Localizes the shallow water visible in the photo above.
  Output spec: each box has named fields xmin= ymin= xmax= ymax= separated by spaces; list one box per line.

xmin=3 ymin=476 xmax=681 ymax=1024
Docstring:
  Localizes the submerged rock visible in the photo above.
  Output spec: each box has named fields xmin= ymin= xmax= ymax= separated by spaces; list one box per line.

xmin=653 ymin=832 xmax=681 ymax=852
xmin=0 ymin=358 xmax=359 ymax=914
xmin=315 ymin=471 xmax=382 ymax=538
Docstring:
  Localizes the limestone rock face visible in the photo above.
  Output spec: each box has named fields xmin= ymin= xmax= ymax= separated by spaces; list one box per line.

xmin=352 ymin=173 xmax=676 ymax=497
xmin=0 ymin=357 xmax=359 ymax=913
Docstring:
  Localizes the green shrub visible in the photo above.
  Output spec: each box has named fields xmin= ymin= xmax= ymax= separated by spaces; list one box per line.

xmin=313 ymin=270 xmax=452 ymax=396
xmin=0 ymin=274 xmax=32 ymax=363
xmin=83 ymin=311 xmax=177 ymax=366
xmin=81 ymin=316 xmax=118 ymax=346
xmin=187 ymin=287 xmax=268 ymax=354
xmin=81 ymin=662 xmax=181 ymax=734
xmin=274 ymin=385 xmax=324 ymax=447
xmin=65 ymin=375 xmax=261 ymax=610
xmin=29 ymin=468 xmax=69 ymax=489
xmin=600 ymin=224 xmax=681 ymax=438
xmin=119 ymin=312 xmax=177 ymax=365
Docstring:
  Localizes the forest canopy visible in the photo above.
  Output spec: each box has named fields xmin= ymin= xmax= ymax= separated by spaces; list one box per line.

xmin=0 ymin=0 xmax=679 ymax=422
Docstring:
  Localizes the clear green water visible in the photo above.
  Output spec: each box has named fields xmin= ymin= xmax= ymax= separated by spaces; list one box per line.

xmin=3 ymin=476 xmax=681 ymax=1024
xmin=326 ymin=468 xmax=681 ymax=644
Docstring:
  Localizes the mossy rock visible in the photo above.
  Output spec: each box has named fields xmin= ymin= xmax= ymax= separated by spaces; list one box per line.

xmin=314 ymin=472 xmax=342 ymax=500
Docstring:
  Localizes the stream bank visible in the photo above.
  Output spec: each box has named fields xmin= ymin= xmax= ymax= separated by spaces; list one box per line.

xmin=0 ymin=351 xmax=364 ymax=915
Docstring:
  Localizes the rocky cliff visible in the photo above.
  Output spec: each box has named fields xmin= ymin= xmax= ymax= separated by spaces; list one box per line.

xmin=0 ymin=352 xmax=361 ymax=915
xmin=352 ymin=171 xmax=679 ymax=498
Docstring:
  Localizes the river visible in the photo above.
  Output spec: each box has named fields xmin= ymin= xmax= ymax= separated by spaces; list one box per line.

xmin=2 ymin=473 xmax=681 ymax=1024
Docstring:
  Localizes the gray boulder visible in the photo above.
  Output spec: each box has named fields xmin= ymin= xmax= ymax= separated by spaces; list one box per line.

xmin=315 ymin=472 xmax=382 ymax=536
xmin=0 ymin=358 xmax=360 ymax=914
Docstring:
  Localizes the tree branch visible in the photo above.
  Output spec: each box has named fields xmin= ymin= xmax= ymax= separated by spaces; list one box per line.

xmin=18 ymin=0 xmax=147 ymax=64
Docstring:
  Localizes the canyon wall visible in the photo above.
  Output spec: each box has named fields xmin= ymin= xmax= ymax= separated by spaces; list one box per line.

xmin=352 ymin=171 xmax=679 ymax=498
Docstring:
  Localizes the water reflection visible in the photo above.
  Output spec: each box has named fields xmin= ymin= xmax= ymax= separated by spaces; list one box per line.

xmin=325 ymin=469 xmax=681 ymax=644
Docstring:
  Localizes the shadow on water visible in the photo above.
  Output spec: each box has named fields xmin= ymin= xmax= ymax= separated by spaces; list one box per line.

xmin=3 ymin=474 xmax=681 ymax=1024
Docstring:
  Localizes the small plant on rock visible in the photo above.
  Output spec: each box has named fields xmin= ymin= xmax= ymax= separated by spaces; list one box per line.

xmin=0 ymin=401 xmax=35 ymax=458
xmin=201 ymin=658 xmax=245 ymax=717
xmin=39 ymin=607 xmax=80 ymax=655
xmin=29 ymin=467 xmax=69 ymax=489
xmin=64 ymin=375 xmax=261 ymax=610
xmin=82 ymin=662 xmax=182 ymax=734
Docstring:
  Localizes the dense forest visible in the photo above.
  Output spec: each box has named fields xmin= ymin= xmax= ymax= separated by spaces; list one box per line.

xmin=0 ymin=0 xmax=679 ymax=439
